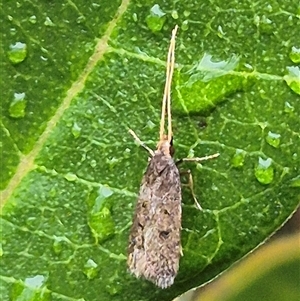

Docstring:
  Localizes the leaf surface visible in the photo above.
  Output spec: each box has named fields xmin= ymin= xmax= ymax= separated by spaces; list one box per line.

xmin=1 ymin=1 xmax=300 ymax=301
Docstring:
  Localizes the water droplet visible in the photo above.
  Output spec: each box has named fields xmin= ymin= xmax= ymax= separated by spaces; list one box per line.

xmin=183 ymin=10 xmax=191 ymax=17
xmin=76 ymin=15 xmax=86 ymax=24
xmin=9 ymin=92 xmax=27 ymax=118
xmin=284 ymin=66 xmax=300 ymax=95
xmin=25 ymin=275 xmax=46 ymax=288
xmin=289 ymin=46 xmax=300 ymax=63
xmin=171 ymin=10 xmax=179 ymax=19
xmin=231 ymin=149 xmax=246 ymax=167
xmin=87 ymin=186 xmax=115 ymax=243
xmin=290 ymin=176 xmax=300 ymax=187
xmin=146 ymin=120 xmax=155 ymax=129
xmin=83 ymin=259 xmax=98 ymax=279
xmin=71 ymin=122 xmax=82 ymax=138
xmin=7 ymin=42 xmax=27 ymax=64
xmin=90 ymin=159 xmax=97 ymax=167
xmin=44 ymin=17 xmax=55 ymax=27
xmin=260 ymin=15 xmax=273 ymax=33
xmin=64 ymin=173 xmax=77 ymax=182
xmin=53 ymin=237 xmax=64 ymax=255
xmin=266 ymin=4 xmax=273 ymax=12
xmin=217 ymin=25 xmax=225 ymax=38
xmin=145 ymin=4 xmax=166 ymax=33
xmin=255 ymin=157 xmax=274 ymax=185
xmin=181 ymin=20 xmax=189 ymax=31
xmin=244 ymin=63 xmax=254 ymax=70
xmin=26 ymin=216 xmax=38 ymax=229
xmin=49 ymin=187 xmax=57 ymax=197
xmin=266 ymin=131 xmax=281 ymax=148
xmin=10 ymin=27 xmax=17 ymax=35
xmin=284 ymin=101 xmax=294 ymax=113
xmin=253 ymin=15 xmax=273 ymax=33
xmin=132 ymin=13 xmax=138 ymax=22
xmin=186 ymin=53 xmax=240 ymax=85
xmin=29 ymin=15 xmax=37 ymax=24
xmin=10 ymin=275 xmax=49 ymax=301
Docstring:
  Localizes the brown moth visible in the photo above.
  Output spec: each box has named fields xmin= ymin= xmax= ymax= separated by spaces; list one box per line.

xmin=127 ymin=25 xmax=219 ymax=289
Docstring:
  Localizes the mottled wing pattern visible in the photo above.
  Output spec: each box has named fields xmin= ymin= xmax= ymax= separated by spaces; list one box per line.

xmin=128 ymin=150 xmax=182 ymax=288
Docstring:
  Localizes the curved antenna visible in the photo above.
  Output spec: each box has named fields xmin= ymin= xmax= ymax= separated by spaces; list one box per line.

xmin=159 ymin=25 xmax=178 ymax=142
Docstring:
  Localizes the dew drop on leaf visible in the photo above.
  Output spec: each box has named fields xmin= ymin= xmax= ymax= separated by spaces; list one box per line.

xmin=28 ymin=15 xmax=37 ymax=24
xmin=10 ymin=275 xmax=49 ymax=301
xmin=26 ymin=216 xmax=38 ymax=229
xmin=181 ymin=20 xmax=189 ymax=31
xmin=71 ymin=122 xmax=82 ymax=138
xmin=76 ymin=15 xmax=86 ymax=24
xmin=217 ymin=25 xmax=225 ymax=38
xmin=9 ymin=92 xmax=27 ymax=118
xmin=44 ymin=16 xmax=55 ymax=27
xmin=87 ymin=186 xmax=115 ymax=243
xmin=284 ymin=66 xmax=300 ymax=95
xmin=255 ymin=157 xmax=274 ymax=185
xmin=7 ymin=42 xmax=27 ymax=64
xmin=24 ymin=275 xmax=46 ymax=288
xmin=132 ymin=13 xmax=138 ymax=22
xmin=49 ymin=187 xmax=57 ymax=197
xmin=83 ymin=259 xmax=98 ymax=279
xmin=90 ymin=159 xmax=97 ymax=167
xmin=289 ymin=46 xmax=300 ymax=63
xmin=259 ymin=15 xmax=273 ymax=33
xmin=186 ymin=53 xmax=240 ymax=84
xmin=183 ymin=10 xmax=191 ymax=17
xmin=231 ymin=149 xmax=246 ymax=167
xmin=64 ymin=173 xmax=77 ymax=182
xmin=171 ymin=10 xmax=179 ymax=19
xmin=146 ymin=119 xmax=155 ymax=129
xmin=266 ymin=131 xmax=281 ymax=148
xmin=145 ymin=4 xmax=166 ymax=33
xmin=53 ymin=237 xmax=64 ymax=255
xmin=284 ymin=101 xmax=295 ymax=113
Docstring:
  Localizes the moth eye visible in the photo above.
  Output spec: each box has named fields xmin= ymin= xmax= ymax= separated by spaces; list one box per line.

xmin=159 ymin=231 xmax=170 ymax=239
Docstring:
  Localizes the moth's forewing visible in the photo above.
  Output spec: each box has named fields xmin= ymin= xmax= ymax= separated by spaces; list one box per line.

xmin=128 ymin=151 xmax=182 ymax=288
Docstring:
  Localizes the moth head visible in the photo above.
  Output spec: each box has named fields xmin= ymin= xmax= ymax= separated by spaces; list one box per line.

xmin=157 ymin=135 xmax=175 ymax=157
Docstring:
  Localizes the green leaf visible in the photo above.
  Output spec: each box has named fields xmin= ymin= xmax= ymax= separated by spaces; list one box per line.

xmin=1 ymin=1 xmax=299 ymax=301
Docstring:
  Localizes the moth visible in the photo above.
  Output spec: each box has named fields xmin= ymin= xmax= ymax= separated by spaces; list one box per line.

xmin=127 ymin=25 xmax=219 ymax=289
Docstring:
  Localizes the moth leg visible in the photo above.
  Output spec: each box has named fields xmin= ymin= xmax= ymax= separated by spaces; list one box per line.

xmin=180 ymin=170 xmax=202 ymax=210
xmin=177 ymin=152 xmax=220 ymax=165
xmin=177 ymin=153 xmax=219 ymax=209
xmin=128 ymin=129 xmax=154 ymax=156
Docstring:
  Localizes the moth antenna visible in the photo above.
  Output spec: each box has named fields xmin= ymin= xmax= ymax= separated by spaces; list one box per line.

xmin=160 ymin=25 xmax=178 ymax=142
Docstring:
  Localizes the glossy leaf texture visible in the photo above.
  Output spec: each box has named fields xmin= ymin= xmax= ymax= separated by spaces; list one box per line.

xmin=1 ymin=1 xmax=299 ymax=301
